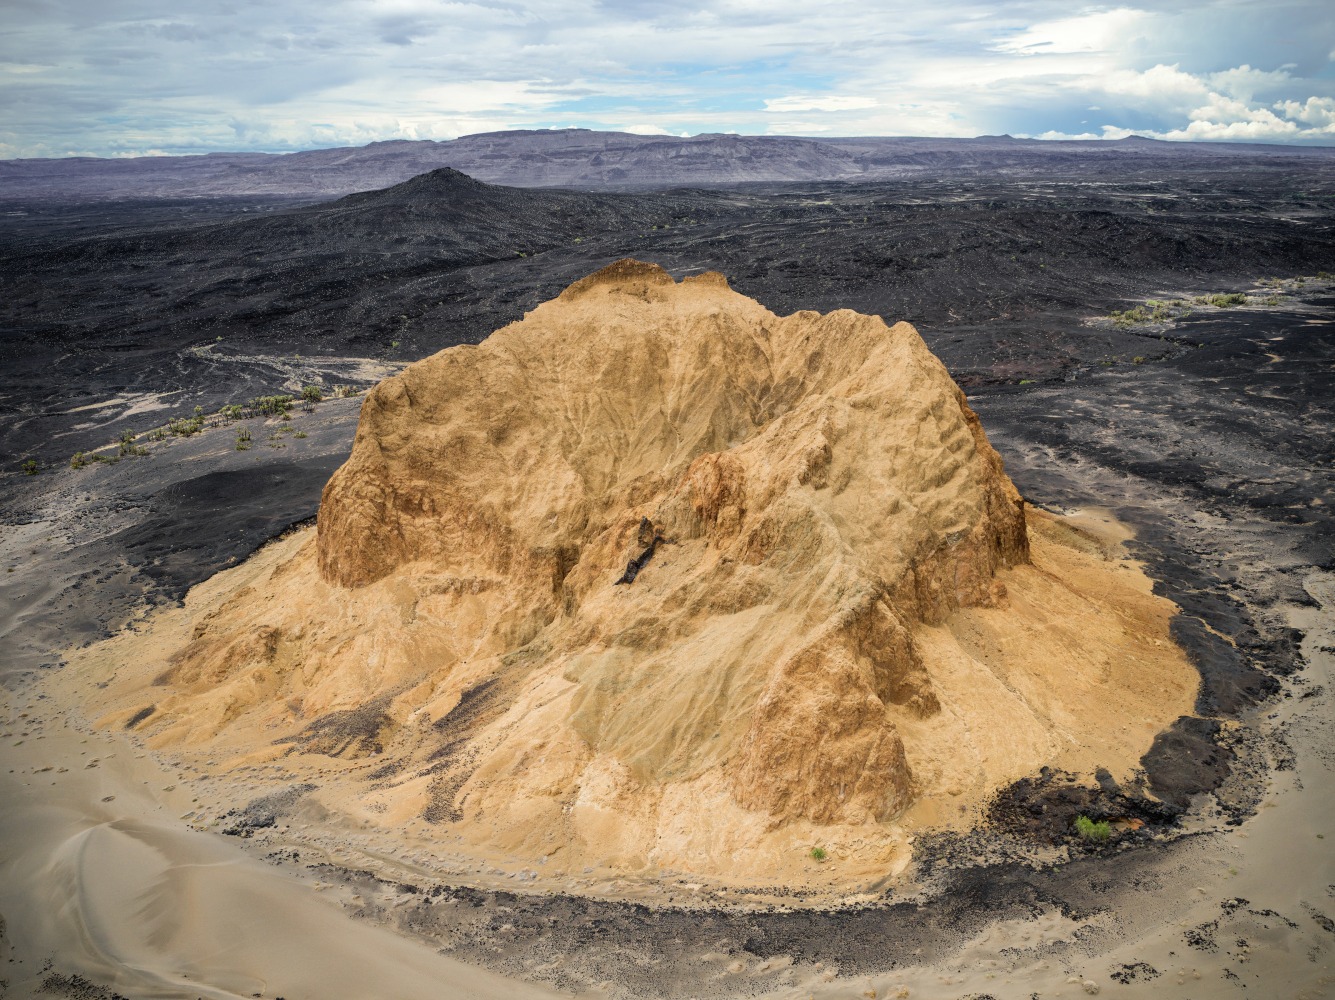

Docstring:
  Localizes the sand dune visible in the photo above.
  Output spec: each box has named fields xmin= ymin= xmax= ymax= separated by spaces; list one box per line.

xmin=0 ymin=699 xmax=565 ymax=999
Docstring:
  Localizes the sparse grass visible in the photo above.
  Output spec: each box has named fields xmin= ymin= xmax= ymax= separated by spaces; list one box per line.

xmin=70 ymin=452 xmax=89 ymax=470
xmin=809 ymin=846 xmax=827 ymax=862
xmin=1108 ymin=298 xmax=1192 ymax=328
xmin=294 ymin=430 xmax=308 ymax=439
xmin=1074 ymin=814 xmax=1112 ymax=843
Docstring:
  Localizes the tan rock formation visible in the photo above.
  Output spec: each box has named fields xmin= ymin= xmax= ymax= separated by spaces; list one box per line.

xmin=82 ymin=260 xmax=1199 ymax=885
xmin=312 ymin=258 xmax=1026 ymax=823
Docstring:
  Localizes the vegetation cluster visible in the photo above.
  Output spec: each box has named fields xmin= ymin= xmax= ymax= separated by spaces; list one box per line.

xmin=17 ymin=384 xmax=364 ymax=476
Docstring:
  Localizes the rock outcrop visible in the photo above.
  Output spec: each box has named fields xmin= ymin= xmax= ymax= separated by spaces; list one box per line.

xmin=105 ymin=260 xmax=1197 ymax=882
xmin=315 ymin=258 xmax=1027 ymax=824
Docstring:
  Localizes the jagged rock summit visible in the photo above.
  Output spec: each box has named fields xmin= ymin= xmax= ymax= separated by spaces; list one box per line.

xmin=316 ymin=258 xmax=1027 ymax=822
xmin=111 ymin=260 xmax=1197 ymax=883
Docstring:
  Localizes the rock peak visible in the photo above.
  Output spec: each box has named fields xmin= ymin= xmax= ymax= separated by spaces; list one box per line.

xmin=558 ymin=258 xmax=730 ymax=301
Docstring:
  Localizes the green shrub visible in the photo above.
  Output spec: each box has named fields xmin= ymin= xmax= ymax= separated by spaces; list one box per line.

xmin=70 ymin=451 xmax=89 ymax=469
xmin=117 ymin=430 xmax=147 ymax=458
xmin=1109 ymin=306 xmax=1148 ymax=327
xmin=809 ymin=846 xmax=827 ymax=862
xmin=300 ymin=385 xmax=323 ymax=403
xmin=1074 ymin=815 xmax=1111 ymax=843
xmin=235 ymin=427 xmax=252 ymax=450
xmin=249 ymin=395 xmax=293 ymax=417
xmin=167 ymin=410 xmax=206 ymax=437
xmin=1194 ymin=292 xmax=1248 ymax=308
xmin=21 ymin=459 xmax=38 ymax=476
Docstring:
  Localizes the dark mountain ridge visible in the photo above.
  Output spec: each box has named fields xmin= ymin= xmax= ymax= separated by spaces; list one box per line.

xmin=3 ymin=128 xmax=1332 ymax=202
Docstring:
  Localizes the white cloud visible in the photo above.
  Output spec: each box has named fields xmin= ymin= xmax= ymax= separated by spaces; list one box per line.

xmin=1189 ymin=93 xmax=1266 ymax=123
xmin=993 ymin=7 xmax=1148 ymax=56
xmin=1276 ymin=96 xmax=1335 ymax=126
xmin=1206 ymin=64 xmax=1292 ymax=101
xmin=1162 ymin=117 xmax=1301 ymax=141
xmin=620 ymin=123 xmax=676 ymax=136
xmin=1098 ymin=64 xmax=1207 ymax=104
xmin=764 ymin=95 xmax=878 ymax=113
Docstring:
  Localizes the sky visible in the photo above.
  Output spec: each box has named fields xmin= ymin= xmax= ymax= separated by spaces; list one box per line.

xmin=1 ymin=1 xmax=1333 ymax=158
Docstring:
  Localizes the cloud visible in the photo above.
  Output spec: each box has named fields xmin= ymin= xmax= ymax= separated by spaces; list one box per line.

xmin=620 ymin=123 xmax=677 ymax=135
xmin=1276 ymin=96 xmax=1335 ymax=126
xmin=1097 ymin=64 xmax=1208 ymax=104
xmin=1161 ymin=117 xmax=1302 ymax=141
xmin=764 ymin=95 xmax=878 ymax=113
xmin=1 ymin=0 xmax=1333 ymax=157
xmin=992 ymin=8 xmax=1148 ymax=56
xmin=1207 ymin=64 xmax=1292 ymax=101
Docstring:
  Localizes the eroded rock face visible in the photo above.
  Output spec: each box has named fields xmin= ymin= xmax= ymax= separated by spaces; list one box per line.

xmin=90 ymin=260 xmax=1201 ymax=883
xmin=314 ymin=259 xmax=1028 ymax=824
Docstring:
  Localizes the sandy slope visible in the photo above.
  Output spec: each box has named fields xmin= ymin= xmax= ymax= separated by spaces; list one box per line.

xmin=0 ymin=686 xmax=573 ymax=999
xmin=777 ymin=569 xmax=1335 ymax=1000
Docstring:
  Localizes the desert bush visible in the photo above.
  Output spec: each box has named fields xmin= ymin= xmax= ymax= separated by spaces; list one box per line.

xmin=809 ymin=846 xmax=827 ymax=862
xmin=1074 ymin=814 xmax=1111 ymax=843
xmin=252 ymin=395 xmax=293 ymax=417
xmin=21 ymin=459 xmax=38 ymax=476
xmin=118 ymin=430 xmax=147 ymax=458
xmin=235 ymin=427 xmax=252 ymax=450
xmin=1109 ymin=306 xmax=1148 ymax=327
xmin=1194 ymin=292 xmax=1248 ymax=308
